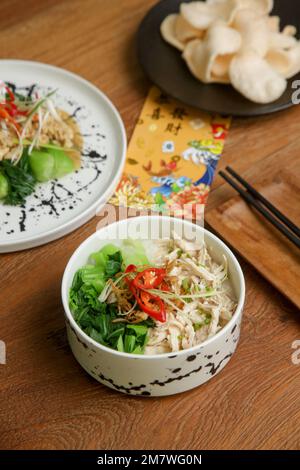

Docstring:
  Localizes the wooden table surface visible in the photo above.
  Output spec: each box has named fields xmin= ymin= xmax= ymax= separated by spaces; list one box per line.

xmin=1 ymin=0 xmax=300 ymax=451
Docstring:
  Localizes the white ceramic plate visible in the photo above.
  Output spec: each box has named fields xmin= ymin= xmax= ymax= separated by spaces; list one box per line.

xmin=0 ymin=60 xmax=127 ymax=252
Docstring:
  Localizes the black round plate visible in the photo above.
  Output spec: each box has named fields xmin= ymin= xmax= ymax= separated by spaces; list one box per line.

xmin=137 ymin=0 xmax=300 ymax=116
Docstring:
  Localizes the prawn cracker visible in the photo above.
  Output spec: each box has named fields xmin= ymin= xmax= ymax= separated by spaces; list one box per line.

xmin=110 ymin=86 xmax=231 ymax=218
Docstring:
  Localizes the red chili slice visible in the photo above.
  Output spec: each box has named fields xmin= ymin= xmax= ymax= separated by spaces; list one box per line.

xmin=5 ymin=86 xmax=15 ymax=102
xmin=124 ymin=264 xmax=136 ymax=285
xmin=0 ymin=105 xmax=20 ymax=131
xmin=130 ymin=286 xmax=166 ymax=323
xmin=139 ymin=291 xmax=166 ymax=323
xmin=124 ymin=264 xmax=167 ymax=323
xmin=3 ymin=87 xmax=29 ymax=118
xmin=3 ymin=102 xmax=17 ymax=117
xmin=133 ymin=268 xmax=166 ymax=290
xmin=125 ymin=264 xmax=136 ymax=273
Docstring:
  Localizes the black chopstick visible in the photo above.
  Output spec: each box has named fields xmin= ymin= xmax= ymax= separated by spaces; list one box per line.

xmin=225 ymin=166 xmax=300 ymax=239
xmin=219 ymin=170 xmax=300 ymax=249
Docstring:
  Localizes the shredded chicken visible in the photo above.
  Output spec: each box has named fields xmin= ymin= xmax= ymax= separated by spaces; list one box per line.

xmin=144 ymin=234 xmax=236 ymax=354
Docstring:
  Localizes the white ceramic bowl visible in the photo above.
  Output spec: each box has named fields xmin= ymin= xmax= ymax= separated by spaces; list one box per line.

xmin=62 ymin=216 xmax=245 ymax=396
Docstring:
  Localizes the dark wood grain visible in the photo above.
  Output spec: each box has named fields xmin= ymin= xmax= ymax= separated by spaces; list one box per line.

xmin=0 ymin=0 xmax=300 ymax=451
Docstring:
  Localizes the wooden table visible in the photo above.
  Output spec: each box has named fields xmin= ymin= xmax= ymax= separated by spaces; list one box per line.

xmin=1 ymin=0 xmax=299 ymax=451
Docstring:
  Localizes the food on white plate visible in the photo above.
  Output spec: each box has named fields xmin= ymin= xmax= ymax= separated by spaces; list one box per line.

xmin=161 ymin=0 xmax=300 ymax=103
xmin=69 ymin=235 xmax=236 ymax=355
xmin=0 ymin=82 xmax=82 ymax=206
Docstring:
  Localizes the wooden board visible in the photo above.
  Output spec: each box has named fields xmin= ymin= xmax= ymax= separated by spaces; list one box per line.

xmin=206 ymin=141 xmax=300 ymax=308
xmin=0 ymin=0 xmax=300 ymax=451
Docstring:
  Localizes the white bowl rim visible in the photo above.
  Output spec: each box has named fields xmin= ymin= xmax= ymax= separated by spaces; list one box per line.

xmin=61 ymin=215 xmax=246 ymax=360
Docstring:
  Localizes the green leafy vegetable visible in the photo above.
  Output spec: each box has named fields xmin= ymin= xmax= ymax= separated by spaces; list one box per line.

xmin=126 ymin=324 xmax=148 ymax=337
xmin=79 ymin=265 xmax=106 ymax=294
xmin=89 ymin=328 xmax=105 ymax=344
xmin=132 ymin=345 xmax=143 ymax=355
xmin=121 ymin=239 xmax=149 ymax=267
xmin=124 ymin=334 xmax=136 ymax=353
xmin=117 ymin=335 xmax=124 ymax=352
xmin=90 ymin=244 xmax=120 ymax=268
xmin=108 ymin=326 xmax=125 ymax=341
xmin=29 ymin=150 xmax=55 ymax=182
xmin=69 ymin=244 xmax=153 ymax=355
xmin=0 ymin=152 xmax=36 ymax=205
xmin=105 ymin=251 xmax=122 ymax=277
xmin=29 ymin=148 xmax=75 ymax=182
xmin=50 ymin=148 xmax=75 ymax=178
xmin=0 ymin=145 xmax=76 ymax=206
